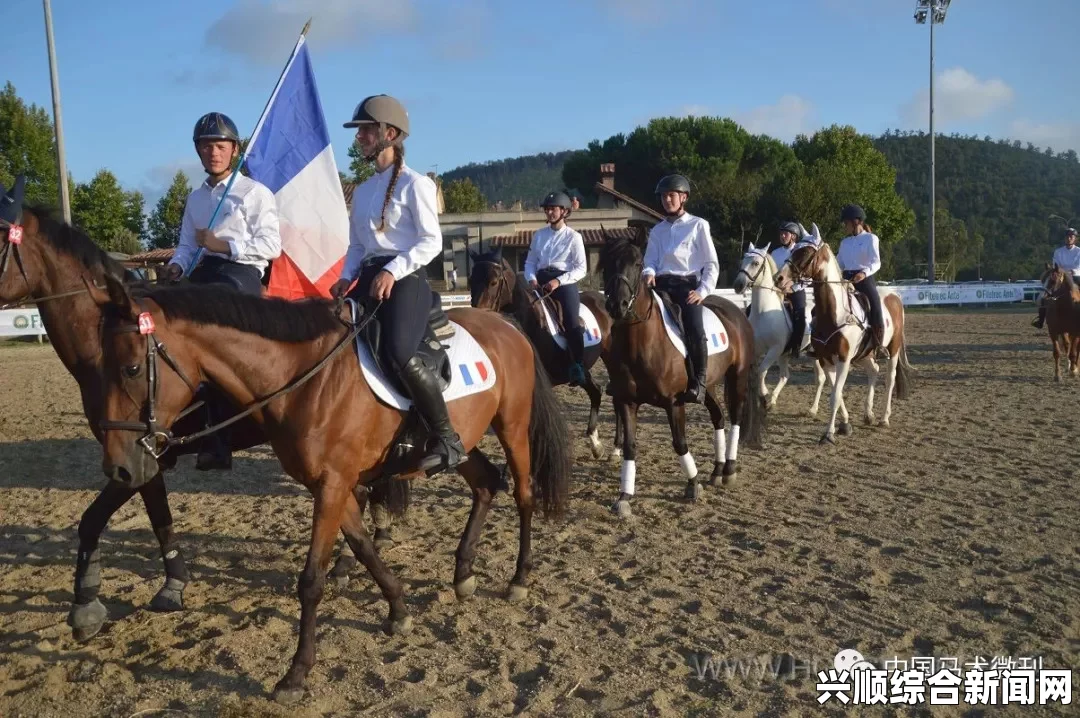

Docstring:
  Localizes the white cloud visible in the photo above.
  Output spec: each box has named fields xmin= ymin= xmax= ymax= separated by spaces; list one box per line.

xmin=205 ymin=0 xmax=417 ymax=65
xmin=900 ymin=67 xmax=1014 ymax=128
xmin=734 ymin=95 xmax=817 ymax=141
xmin=1005 ymin=120 xmax=1080 ymax=155
xmin=138 ymin=160 xmax=204 ymax=209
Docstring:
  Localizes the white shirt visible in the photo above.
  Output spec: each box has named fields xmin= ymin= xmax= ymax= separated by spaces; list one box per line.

xmin=641 ymin=213 xmax=719 ymax=296
xmin=1052 ymin=244 xmax=1080 ymax=275
xmin=170 ymin=175 xmax=281 ymax=274
xmin=770 ymin=244 xmax=806 ymax=292
xmin=524 ymin=224 xmax=587 ymax=286
xmin=836 ymin=231 xmax=881 ymax=276
xmin=341 ymin=163 xmax=442 ymax=282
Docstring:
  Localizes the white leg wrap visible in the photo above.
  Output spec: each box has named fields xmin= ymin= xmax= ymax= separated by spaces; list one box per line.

xmin=714 ymin=429 xmax=726 ymax=463
xmin=727 ymin=425 xmax=740 ymax=462
xmin=620 ymin=460 xmax=636 ymax=496
xmin=678 ymin=452 xmax=698 ymax=480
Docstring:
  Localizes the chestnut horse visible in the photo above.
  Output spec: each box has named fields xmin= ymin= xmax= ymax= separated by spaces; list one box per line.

xmin=0 ymin=202 xmax=395 ymax=640
xmin=1039 ymin=264 xmax=1080 ymax=381
xmin=469 ymin=246 xmax=623 ymax=458
xmin=598 ymin=232 xmax=766 ymax=518
xmin=775 ymin=237 xmax=914 ymax=444
xmin=89 ymin=273 xmax=571 ymax=703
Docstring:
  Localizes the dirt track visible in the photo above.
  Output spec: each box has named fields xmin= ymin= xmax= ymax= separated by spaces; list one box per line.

xmin=0 ymin=307 xmax=1077 ymax=717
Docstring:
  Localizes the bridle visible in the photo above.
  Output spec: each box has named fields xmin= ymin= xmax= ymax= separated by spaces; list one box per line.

xmin=0 ymin=216 xmax=34 ymax=308
xmin=472 ymin=259 xmax=513 ymax=310
xmin=99 ymin=300 xmax=375 ymax=460
xmin=603 ymin=258 xmax=652 ymax=325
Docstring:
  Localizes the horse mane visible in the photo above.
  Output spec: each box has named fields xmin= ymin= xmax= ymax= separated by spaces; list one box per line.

xmin=762 ymin=251 xmax=778 ymax=275
xmin=599 ymin=236 xmax=641 ymax=274
xmin=134 ymin=283 xmax=342 ymax=343
xmin=27 ymin=205 xmax=132 ymax=281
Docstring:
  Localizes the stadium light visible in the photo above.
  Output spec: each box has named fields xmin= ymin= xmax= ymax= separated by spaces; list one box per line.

xmin=914 ymin=0 xmax=952 ymax=283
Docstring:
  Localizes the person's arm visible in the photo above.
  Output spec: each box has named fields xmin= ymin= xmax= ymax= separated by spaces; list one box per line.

xmin=695 ymin=220 xmax=720 ymax=296
xmin=169 ymin=197 xmax=198 ymax=273
xmin=559 ymin=231 xmax=587 ymax=285
xmin=865 ymin=234 xmax=882 ymax=277
xmin=229 ymin=185 xmax=281 ymax=263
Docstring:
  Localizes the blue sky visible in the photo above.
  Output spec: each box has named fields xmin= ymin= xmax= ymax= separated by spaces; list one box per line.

xmin=7 ymin=0 xmax=1079 ymax=207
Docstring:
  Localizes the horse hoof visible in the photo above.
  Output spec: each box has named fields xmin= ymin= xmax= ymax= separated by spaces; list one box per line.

xmin=819 ymin=433 xmax=836 ymax=446
xmin=272 ymin=685 xmax=305 ymax=706
xmin=722 ymin=461 xmax=738 ymax=485
xmin=878 ymin=418 xmax=891 ymax=428
xmin=67 ymin=599 xmax=108 ymax=642
xmin=389 ymin=615 xmax=414 ymax=636
xmin=863 ymin=415 xmax=875 ymax=426
xmin=454 ymin=576 xmax=477 ymax=601
xmin=588 ymin=432 xmax=603 ymax=459
xmin=373 ymin=529 xmax=393 ymax=551
xmin=149 ymin=580 xmax=185 ymax=612
xmin=506 ymin=584 xmax=529 ymax=603
xmin=684 ymin=481 xmax=703 ymax=501
xmin=838 ymin=422 xmax=853 ymax=436
xmin=612 ymin=499 xmax=632 ymax=519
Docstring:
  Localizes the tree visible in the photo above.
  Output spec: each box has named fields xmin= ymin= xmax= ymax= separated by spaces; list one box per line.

xmin=0 ymin=82 xmax=60 ymax=208
xmin=124 ymin=191 xmax=146 ymax=243
xmin=443 ymin=177 xmax=487 ymax=213
xmin=347 ymin=142 xmax=375 ymax=184
xmin=147 ymin=170 xmax=191 ymax=249
xmin=72 ymin=169 xmax=144 ymax=253
xmin=787 ymin=125 xmax=915 ymax=277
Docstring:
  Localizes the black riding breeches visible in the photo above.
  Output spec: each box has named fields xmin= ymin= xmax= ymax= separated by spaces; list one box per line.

xmin=536 ymin=267 xmax=585 ymax=362
xmin=350 ymin=258 xmax=432 ymax=374
xmin=843 ymin=271 xmax=883 ymax=330
xmin=789 ymin=289 xmax=807 ymax=345
xmin=189 ymin=257 xmax=264 ymax=295
xmin=655 ymin=274 xmax=705 ymax=346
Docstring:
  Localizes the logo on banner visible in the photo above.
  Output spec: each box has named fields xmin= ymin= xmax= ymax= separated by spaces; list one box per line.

xmin=13 ymin=315 xmax=29 ymax=329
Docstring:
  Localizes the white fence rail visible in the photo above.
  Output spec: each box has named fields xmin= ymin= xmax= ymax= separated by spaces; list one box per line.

xmin=0 ymin=282 xmax=1035 ymax=339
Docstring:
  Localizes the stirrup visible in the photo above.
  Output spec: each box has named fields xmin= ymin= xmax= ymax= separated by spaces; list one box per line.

xmin=418 ymin=434 xmax=468 ymax=476
xmin=568 ymin=362 xmax=587 ymax=386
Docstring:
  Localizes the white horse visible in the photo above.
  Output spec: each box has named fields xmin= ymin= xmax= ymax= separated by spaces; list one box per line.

xmin=732 ymin=236 xmax=827 ymax=414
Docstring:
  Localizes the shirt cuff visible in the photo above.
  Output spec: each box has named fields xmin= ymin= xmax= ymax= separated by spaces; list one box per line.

xmin=641 ymin=268 xmax=656 ymax=277
xmin=524 ymin=272 xmax=537 ymax=283
xmin=227 ymin=239 xmax=241 ymax=261
xmin=556 ymin=273 xmax=571 ymax=286
xmin=696 ymin=283 xmax=711 ymax=297
xmin=382 ymin=257 xmax=407 ymax=281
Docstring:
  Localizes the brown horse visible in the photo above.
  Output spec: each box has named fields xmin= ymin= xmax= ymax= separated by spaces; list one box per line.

xmin=1039 ymin=264 xmax=1080 ymax=381
xmin=88 ymin=272 xmax=572 ymax=703
xmin=598 ymin=232 xmax=766 ymax=518
xmin=0 ymin=203 xmax=393 ymax=640
xmin=469 ymin=246 xmax=623 ymax=458
xmin=775 ymin=237 xmax=914 ymax=444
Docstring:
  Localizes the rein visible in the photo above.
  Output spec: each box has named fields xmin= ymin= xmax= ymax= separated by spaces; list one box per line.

xmin=100 ymin=300 xmax=379 ymax=460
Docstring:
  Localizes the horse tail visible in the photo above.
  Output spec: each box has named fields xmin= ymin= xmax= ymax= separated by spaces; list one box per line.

xmin=374 ymin=475 xmax=411 ymax=517
xmin=741 ymin=355 xmax=768 ymax=450
xmin=527 ymin=342 xmax=572 ymax=520
xmin=894 ymin=302 xmax=915 ymax=400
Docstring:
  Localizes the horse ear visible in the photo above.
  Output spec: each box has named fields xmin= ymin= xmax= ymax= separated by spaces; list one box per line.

xmin=86 ymin=273 xmax=136 ymax=318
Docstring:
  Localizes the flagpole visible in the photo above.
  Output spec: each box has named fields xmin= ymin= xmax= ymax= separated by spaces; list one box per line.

xmin=184 ymin=18 xmax=313 ymax=277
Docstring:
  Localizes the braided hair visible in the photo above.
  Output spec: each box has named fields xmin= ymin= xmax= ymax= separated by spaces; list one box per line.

xmin=376 ymin=143 xmax=405 ymax=233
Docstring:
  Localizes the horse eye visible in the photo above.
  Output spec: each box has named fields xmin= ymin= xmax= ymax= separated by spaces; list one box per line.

xmin=123 ymin=364 xmax=141 ymax=379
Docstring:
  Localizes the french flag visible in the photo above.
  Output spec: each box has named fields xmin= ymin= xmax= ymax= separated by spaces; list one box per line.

xmin=245 ymin=34 xmax=348 ymax=300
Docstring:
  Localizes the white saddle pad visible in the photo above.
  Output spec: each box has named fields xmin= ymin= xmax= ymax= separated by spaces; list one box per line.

xmin=653 ymin=290 xmax=730 ymax=358
xmin=534 ymin=292 xmax=603 ymax=351
xmin=347 ymin=300 xmax=496 ymax=410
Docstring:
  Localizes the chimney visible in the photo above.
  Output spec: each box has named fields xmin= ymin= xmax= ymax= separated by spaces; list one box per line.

xmin=599 ymin=163 xmax=615 ymax=190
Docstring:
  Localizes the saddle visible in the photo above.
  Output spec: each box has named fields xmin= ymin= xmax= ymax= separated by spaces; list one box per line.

xmin=360 ymin=291 xmax=455 ymax=396
xmin=654 ymin=288 xmax=685 ymax=335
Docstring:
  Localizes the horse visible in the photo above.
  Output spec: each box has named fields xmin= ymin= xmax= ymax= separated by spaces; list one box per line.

xmin=732 ymin=239 xmax=828 ymax=414
xmin=774 ymin=235 xmax=914 ymax=444
xmin=0 ymin=201 xmax=390 ymax=641
xmin=598 ymin=231 xmax=766 ymax=518
xmin=88 ymin=272 xmax=572 ymax=703
xmin=1038 ymin=264 xmax=1080 ymax=381
xmin=468 ymin=246 xmax=623 ymax=458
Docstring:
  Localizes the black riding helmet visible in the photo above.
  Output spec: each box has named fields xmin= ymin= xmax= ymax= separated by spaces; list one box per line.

xmin=840 ymin=204 xmax=866 ymax=222
xmin=193 ymin=112 xmax=240 ymax=145
xmin=541 ymin=191 xmax=572 ymax=210
xmin=655 ymin=174 xmax=691 ymax=195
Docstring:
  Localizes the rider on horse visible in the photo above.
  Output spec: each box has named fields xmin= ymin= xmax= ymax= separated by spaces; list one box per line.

xmin=525 ymin=191 xmax=588 ymax=385
xmin=164 ymin=111 xmax=282 ymax=470
xmin=642 ymin=174 xmax=719 ymax=404
xmin=1033 ymin=227 xmax=1080 ymax=329
xmin=772 ymin=221 xmax=809 ymax=359
xmin=330 ymin=94 xmax=467 ymax=476
xmin=836 ymin=204 xmax=885 ymax=350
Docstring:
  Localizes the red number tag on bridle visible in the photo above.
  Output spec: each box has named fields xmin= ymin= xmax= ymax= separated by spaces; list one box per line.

xmin=138 ymin=312 xmax=155 ymax=335
xmin=8 ymin=225 xmax=23 ymax=245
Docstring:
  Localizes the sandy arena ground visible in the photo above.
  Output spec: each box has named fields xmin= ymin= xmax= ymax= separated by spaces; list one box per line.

xmin=0 ymin=307 xmax=1077 ymax=717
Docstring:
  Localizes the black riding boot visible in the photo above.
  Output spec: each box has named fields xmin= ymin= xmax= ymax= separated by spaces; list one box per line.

xmin=196 ymin=390 xmax=232 ymax=471
xmin=567 ymin=327 xmax=588 ymax=386
xmin=397 ymin=356 xmax=467 ymax=475
xmin=678 ymin=338 xmax=709 ymax=404
xmin=1032 ymin=307 xmax=1046 ymax=329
